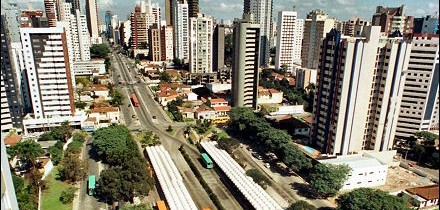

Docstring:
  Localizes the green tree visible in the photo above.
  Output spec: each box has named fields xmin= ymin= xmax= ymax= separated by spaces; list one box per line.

xmin=139 ymin=131 xmax=160 ymax=148
xmin=58 ymin=151 xmax=87 ymax=183
xmin=205 ymin=99 xmax=211 ymax=107
xmin=173 ymin=58 xmax=182 ymax=67
xmin=48 ymin=146 xmax=63 ymax=165
xmin=412 ymin=144 xmax=426 ymax=164
xmin=337 ymin=188 xmax=411 ymax=210
xmin=415 ymin=131 xmax=438 ymax=146
xmin=159 ymin=71 xmax=172 ymax=83
xmin=309 ymin=163 xmax=351 ymax=198
xmin=59 ymin=187 xmax=77 ymax=204
xmin=217 ymin=138 xmax=240 ymax=153
xmin=246 ymin=168 xmax=271 ymax=189
xmin=90 ymin=44 xmax=110 ymax=58
xmin=166 ymin=125 xmax=173 ymax=132
xmin=110 ymin=89 xmax=124 ymax=107
xmin=10 ymin=140 xmax=44 ymax=168
xmin=104 ymin=57 xmax=111 ymax=71
xmin=119 ymin=203 xmax=153 ymax=210
xmin=278 ymin=143 xmax=312 ymax=172
xmin=287 ymin=201 xmax=317 ymax=210
xmin=60 ymin=121 xmax=73 ymax=141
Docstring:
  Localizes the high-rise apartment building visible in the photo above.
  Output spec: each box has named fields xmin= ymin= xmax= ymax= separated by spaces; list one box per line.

xmin=66 ymin=0 xmax=80 ymax=14
xmin=148 ymin=23 xmax=161 ymax=61
xmin=231 ymin=15 xmax=260 ymax=108
xmin=1 ymin=8 xmax=23 ymax=132
xmin=342 ymin=17 xmax=369 ymax=36
xmin=44 ymin=0 xmax=58 ymax=27
xmin=301 ymin=9 xmax=336 ymax=69
xmin=187 ymin=0 xmax=199 ymax=18
xmin=20 ymin=27 xmax=76 ymax=119
xmin=130 ymin=1 xmax=160 ymax=54
xmin=20 ymin=10 xmax=47 ymax=28
xmin=311 ymin=26 xmax=412 ymax=155
xmin=173 ymin=1 xmax=189 ymax=61
xmin=189 ymin=14 xmax=213 ymax=74
xmin=372 ymin=5 xmax=414 ymax=36
xmin=275 ymin=11 xmax=303 ymax=70
xmin=85 ymin=0 xmax=100 ymax=43
xmin=120 ymin=20 xmax=131 ymax=46
xmin=413 ymin=15 xmax=439 ymax=34
xmin=166 ymin=0 xmax=183 ymax=26
xmin=243 ymin=0 xmax=273 ymax=67
xmin=213 ymin=24 xmax=225 ymax=72
xmin=396 ymin=34 xmax=439 ymax=139
xmin=105 ymin=10 xmax=113 ymax=38
xmin=295 ymin=67 xmax=317 ymax=90
xmin=161 ymin=25 xmax=173 ymax=61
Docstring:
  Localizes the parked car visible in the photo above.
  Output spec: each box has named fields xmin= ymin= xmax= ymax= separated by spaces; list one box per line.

xmin=264 ymin=163 xmax=270 ymax=169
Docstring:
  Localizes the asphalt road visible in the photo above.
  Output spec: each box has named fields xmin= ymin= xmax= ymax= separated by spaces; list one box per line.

xmin=111 ymin=52 xmax=217 ymax=210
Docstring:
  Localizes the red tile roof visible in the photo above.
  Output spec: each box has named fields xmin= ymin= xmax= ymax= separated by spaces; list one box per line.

xmin=91 ymin=84 xmax=109 ymax=91
xmin=213 ymin=106 xmax=231 ymax=112
xmin=210 ymin=98 xmax=228 ymax=104
xmin=196 ymin=104 xmax=214 ymax=112
xmin=86 ymin=117 xmax=97 ymax=122
xmin=4 ymin=134 xmax=21 ymax=146
xmin=303 ymin=116 xmax=313 ymax=125
xmin=157 ymin=90 xmax=178 ymax=98
xmin=406 ymin=185 xmax=439 ymax=200
xmin=90 ymin=107 xmax=119 ymax=113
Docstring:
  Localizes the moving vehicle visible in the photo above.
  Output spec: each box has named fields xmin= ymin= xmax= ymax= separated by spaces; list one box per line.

xmin=131 ymin=92 xmax=139 ymax=107
xmin=88 ymin=175 xmax=96 ymax=196
xmin=201 ymin=153 xmax=214 ymax=169
xmin=157 ymin=200 xmax=167 ymax=210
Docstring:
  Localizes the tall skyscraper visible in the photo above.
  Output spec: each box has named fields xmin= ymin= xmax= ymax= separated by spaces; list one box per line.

xmin=341 ymin=17 xmax=369 ymax=36
xmin=395 ymin=34 xmax=439 ymax=139
xmin=20 ymin=27 xmax=76 ymax=119
xmin=44 ymin=0 xmax=58 ymax=27
xmin=85 ymin=0 xmax=100 ymax=43
xmin=301 ymin=9 xmax=335 ymax=69
xmin=189 ymin=13 xmax=213 ymax=74
xmin=161 ymin=25 xmax=173 ymax=61
xmin=213 ymin=24 xmax=225 ymax=72
xmin=371 ymin=5 xmax=414 ymax=36
xmin=311 ymin=26 xmax=412 ymax=155
xmin=120 ymin=20 xmax=131 ymax=47
xmin=243 ymin=0 xmax=273 ymax=67
xmin=275 ymin=10 xmax=303 ymax=70
xmin=66 ymin=0 xmax=80 ymax=14
xmin=166 ymin=0 xmax=183 ymax=26
xmin=1 ymin=5 xmax=23 ymax=132
xmin=173 ymin=1 xmax=189 ymax=61
xmin=187 ymin=0 xmax=199 ymax=18
xmin=232 ymin=14 xmax=260 ymax=109
xmin=148 ymin=23 xmax=161 ymax=61
xmin=105 ymin=10 xmax=113 ymax=38
xmin=413 ymin=14 xmax=439 ymax=34
xmin=130 ymin=1 xmax=161 ymax=56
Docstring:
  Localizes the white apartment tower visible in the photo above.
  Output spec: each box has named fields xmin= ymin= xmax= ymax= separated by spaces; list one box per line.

xmin=189 ymin=13 xmax=213 ymax=74
xmin=20 ymin=27 xmax=75 ymax=119
xmin=161 ymin=25 xmax=173 ymax=61
xmin=301 ymin=10 xmax=336 ymax=69
xmin=244 ymin=0 xmax=273 ymax=67
xmin=85 ymin=0 xmax=100 ymax=44
xmin=232 ymin=14 xmax=261 ymax=109
xmin=275 ymin=11 xmax=303 ymax=70
xmin=173 ymin=1 xmax=189 ymax=61
xmin=396 ymin=34 xmax=440 ymax=138
xmin=311 ymin=26 xmax=412 ymax=155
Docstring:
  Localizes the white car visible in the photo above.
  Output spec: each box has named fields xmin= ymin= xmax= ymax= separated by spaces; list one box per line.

xmin=264 ymin=163 xmax=270 ymax=169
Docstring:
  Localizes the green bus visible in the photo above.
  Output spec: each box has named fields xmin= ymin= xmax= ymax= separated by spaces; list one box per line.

xmin=201 ymin=153 xmax=213 ymax=169
xmin=88 ymin=175 xmax=96 ymax=196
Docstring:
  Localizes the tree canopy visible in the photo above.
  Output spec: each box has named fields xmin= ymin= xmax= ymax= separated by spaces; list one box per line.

xmin=138 ymin=131 xmax=161 ymax=148
xmin=309 ymin=163 xmax=351 ymax=198
xmin=92 ymin=125 xmax=139 ymax=165
xmin=9 ymin=140 xmax=43 ymax=168
xmin=58 ymin=150 xmax=87 ymax=183
xmin=337 ymin=188 xmax=411 ymax=210
xmin=246 ymin=168 xmax=271 ymax=189
xmin=287 ymin=201 xmax=317 ymax=210
xmin=90 ymin=44 xmax=110 ymax=58
xmin=228 ymin=107 xmax=312 ymax=172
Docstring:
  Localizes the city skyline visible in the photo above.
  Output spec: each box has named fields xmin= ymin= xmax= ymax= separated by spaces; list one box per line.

xmin=13 ymin=0 xmax=440 ymax=23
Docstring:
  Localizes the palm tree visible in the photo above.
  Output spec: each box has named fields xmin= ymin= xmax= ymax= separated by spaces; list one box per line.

xmin=10 ymin=140 xmax=44 ymax=169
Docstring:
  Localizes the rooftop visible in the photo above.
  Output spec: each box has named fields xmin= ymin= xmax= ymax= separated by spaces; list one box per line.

xmin=196 ymin=104 xmax=214 ymax=112
xmin=157 ymin=90 xmax=178 ymax=98
xmin=90 ymin=106 xmax=119 ymax=113
xmin=213 ymin=106 xmax=231 ymax=112
xmin=319 ymin=155 xmax=386 ymax=170
xmin=210 ymin=98 xmax=228 ymax=104
xmin=37 ymin=140 xmax=58 ymax=149
xmin=406 ymin=185 xmax=439 ymax=200
xmin=91 ymin=84 xmax=109 ymax=91
xmin=4 ymin=134 xmax=21 ymax=146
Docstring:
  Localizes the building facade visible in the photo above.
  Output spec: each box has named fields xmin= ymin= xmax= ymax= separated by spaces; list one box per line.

xmin=148 ymin=23 xmax=161 ymax=61
xmin=66 ymin=0 xmax=80 ymax=14
xmin=85 ymin=0 xmax=100 ymax=43
xmin=20 ymin=27 xmax=76 ymax=119
xmin=44 ymin=0 xmax=58 ymax=27
xmin=213 ymin=24 xmax=225 ymax=72
xmin=189 ymin=14 xmax=213 ymax=74
xmin=301 ymin=10 xmax=336 ymax=69
xmin=243 ymin=0 xmax=273 ymax=67
xmin=295 ymin=67 xmax=317 ymax=90
xmin=161 ymin=25 xmax=173 ymax=61
xmin=275 ymin=11 xmax=303 ymax=71
xmin=413 ymin=15 xmax=439 ymax=34
xmin=371 ymin=5 xmax=414 ymax=36
xmin=342 ymin=17 xmax=369 ymax=36
xmin=311 ymin=26 xmax=412 ymax=155
xmin=173 ymin=1 xmax=189 ymax=61
xmin=1 ymin=134 xmax=19 ymax=210
xmin=396 ymin=34 xmax=439 ymax=139
xmin=231 ymin=15 xmax=260 ymax=108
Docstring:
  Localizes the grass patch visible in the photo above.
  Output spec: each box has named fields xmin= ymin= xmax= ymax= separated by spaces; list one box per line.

xmin=41 ymin=166 xmax=76 ymax=210
xmin=165 ymin=110 xmax=175 ymax=121
xmin=216 ymin=131 xmax=228 ymax=140
xmin=184 ymin=118 xmax=195 ymax=122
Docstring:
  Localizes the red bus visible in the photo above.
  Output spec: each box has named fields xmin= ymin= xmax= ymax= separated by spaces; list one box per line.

xmin=131 ymin=92 xmax=139 ymax=107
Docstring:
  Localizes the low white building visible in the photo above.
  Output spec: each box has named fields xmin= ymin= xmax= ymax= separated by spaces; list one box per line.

xmin=88 ymin=106 xmax=120 ymax=128
xmin=258 ymin=88 xmax=283 ymax=105
xmin=73 ymin=60 xmax=106 ymax=76
xmin=91 ymin=84 xmax=110 ymax=100
xmin=270 ymin=105 xmax=304 ymax=115
xmin=184 ymin=92 xmax=198 ymax=101
xmin=22 ymin=114 xmax=88 ymax=135
xmin=318 ymin=155 xmax=388 ymax=190
xmin=205 ymin=83 xmax=231 ymax=93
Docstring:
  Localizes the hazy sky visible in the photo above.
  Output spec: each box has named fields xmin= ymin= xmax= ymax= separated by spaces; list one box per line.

xmin=15 ymin=0 xmax=439 ymax=23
